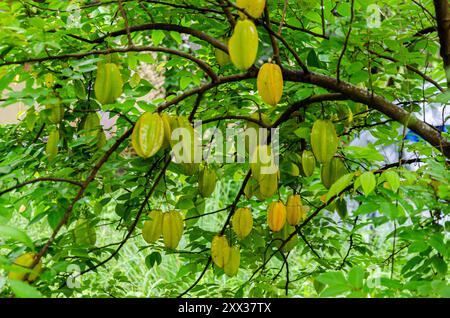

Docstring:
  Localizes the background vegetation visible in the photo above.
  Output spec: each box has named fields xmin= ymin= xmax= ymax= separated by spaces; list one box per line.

xmin=0 ymin=0 xmax=449 ymax=298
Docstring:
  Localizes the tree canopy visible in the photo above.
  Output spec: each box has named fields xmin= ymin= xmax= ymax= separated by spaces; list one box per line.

xmin=0 ymin=0 xmax=449 ymax=298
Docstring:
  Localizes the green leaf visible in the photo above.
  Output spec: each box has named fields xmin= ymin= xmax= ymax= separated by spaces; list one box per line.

xmin=170 ymin=31 xmax=182 ymax=44
xmin=320 ymin=284 xmax=350 ymax=297
xmin=428 ymin=234 xmax=448 ymax=257
xmin=294 ymin=127 xmax=310 ymax=139
xmin=358 ymin=172 xmax=376 ymax=196
xmin=347 ymin=266 xmax=365 ymax=289
xmin=145 ymin=252 xmax=162 ymax=269
xmin=176 ymin=197 xmax=195 ymax=210
xmin=344 ymin=146 xmax=384 ymax=162
xmin=129 ymin=73 xmax=141 ymax=89
xmin=383 ymin=170 xmax=400 ymax=193
xmin=152 ymin=30 xmax=165 ymax=46
xmin=9 ymin=280 xmax=43 ymax=298
xmin=307 ymin=49 xmax=321 ymax=68
xmin=0 ymin=225 xmax=34 ymax=250
xmin=326 ymin=173 xmax=354 ymax=201
xmin=73 ymin=80 xmax=86 ymax=99
xmin=316 ymin=271 xmax=347 ymax=286
xmin=180 ymin=76 xmax=192 ymax=90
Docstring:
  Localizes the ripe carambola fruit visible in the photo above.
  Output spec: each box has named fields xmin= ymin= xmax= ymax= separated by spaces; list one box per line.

xmin=46 ymin=101 xmax=64 ymax=124
xmin=301 ymin=150 xmax=316 ymax=177
xmin=286 ymin=194 xmax=303 ymax=226
xmin=8 ymin=252 xmax=43 ymax=282
xmin=162 ymin=211 xmax=184 ymax=249
xmin=46 ymin=129 xmax=59 ymax=161
xmin=73 ymin=219 xmax=97 ymax=246
xmin=198 ymin=165 xmax=217 ymax=198
xmin=211 ymin=235 xmax=230 ymax=268
xmin=228 ymin=20 xmax=259 ymax=71
xmin=236 ymin=0 xmax=266 ymax=19
xmin=224 ymin=246 xmax=240 ymax=277
xmin=142 ymin=210 xmax=163 ymax=244
xmin=132 ymin=112 xmax=165 ymax=159
xmin=310 ymin=119 xmax=339 ymax=164
xmin=257 ymin=63 xmax=284 ymax=106
xmin=232 ymin=208 xmax=253 ymax=239
xmin=94 ymin=62 xmax=123 ymax=105
xmin=267 ymin=201 xmax=286 ymax=232
xmin=321 ymin=157 xmax=347 ymax=189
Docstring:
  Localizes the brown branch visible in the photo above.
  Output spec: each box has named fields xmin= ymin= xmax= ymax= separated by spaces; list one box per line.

xmin=336 ymin=0 xmax=355 ymax=82
xmin=188 ymin=92 xmax=204 ymax=122
xmin=73 ymin=109 xmax=134 ymax=126
xmin=261 ymin=21 xmax=308 ymax=73
xmin=340 ymin=120 xmax=395 ymax=136
xmin=272 ymin=93 xmax=347 ymax=127
xmin=94 ymin=23 xmax=227 ymax=51
xmin=413 ymin=0 xmax=436 ymax=20
xmin=247 ymin=184 xmax=355 ymax=283
xmin=217 ymin=0 xmax=236 ymax=27
xmin=0 ymin=46 xmax=218 ymax=81
xmin=31 ymin=123 xmax=46 ymax=144
xmin=145 ymin=0 xmax=223 ymax=15
xmin=156 ymin=71 xmax=255 ymax=112
xmin=0 ymin=177 xmax=83 ymax=197
xmin=178 ymin=257 xmax=212 ymax=298
xmin=28 ymin=129 xmax=134 ymax=273
xmin=368 ymin=49 xmax=445 ymax=92
xmin=320 ymin=0 xmax=326 ymax=36
xmin=264 ymin=5 xmax=281 ymax=65
xmin=298 ymin=230 xmax=321 ymax=259
xmin=413 ymin=26 xmax=438 ymax=37
xmin=283 ymin=69 xmax=450 ymax=158
xmin=118 ymin=0 xmax=133 ymax=47
xmin=220 ymin=171 xmax=252 ymax=235
xmin=433 ymin=0 xmax=450 ymax=87
xmin=77 ymin=156 xmax=172 ymax=277
xmin=338 ymin=216 xmax=359 ymax=270
xmin=202 ymin=115 xmax=271 ymax=128
xmin=184 ymin=206 xmax=230 ymax=221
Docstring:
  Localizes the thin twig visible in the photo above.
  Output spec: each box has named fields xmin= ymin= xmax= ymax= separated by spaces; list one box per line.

xmin=0 ymin=177 xmax=83 ymax=197
xmin=118 ymin=0 xmax=134 ymax=47
xmin=336 ymin=0 xmax=355 ymax=82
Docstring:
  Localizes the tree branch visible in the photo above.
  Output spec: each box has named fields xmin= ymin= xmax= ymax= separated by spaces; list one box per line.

xmin=336 ymin=0 xmax=355 ymax=82
xmin=27 ymin=129 xmax=134 ymax=273
xmin=0 ymin=46 xmax=218 ymax=81
xmin=0 ymin=177 xmax=83 ymax=197
xmin=368 ymin=49 xmax=445 ymax=92
xmin=283 ymin=69 xmax=450 ymax=158
xmin=433 ymin=0 xmax=450 ymax=87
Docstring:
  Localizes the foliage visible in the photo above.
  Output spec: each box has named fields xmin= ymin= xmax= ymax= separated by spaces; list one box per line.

xmin=0 ymin=0 xmax=449 ymax=298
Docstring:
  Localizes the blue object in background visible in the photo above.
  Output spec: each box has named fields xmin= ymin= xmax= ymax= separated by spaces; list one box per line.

xmin=405 ymin=125 xmax=449 ymax=143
